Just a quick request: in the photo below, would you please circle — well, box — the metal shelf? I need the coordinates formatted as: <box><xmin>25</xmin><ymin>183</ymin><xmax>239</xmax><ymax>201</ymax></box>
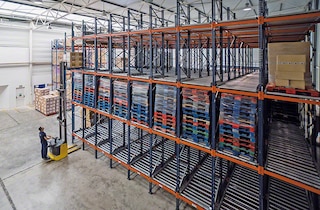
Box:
<box><xmin>219</xmin><ymin>165</ymin><xmax>259</xmax><ymax>210</ymax></box>
<box><xmin>131</xmin><ymin>139</ymin><xmax>176</xmax><ymax>176</ymax></box>
<box><xmin>181</xmin><ymin>157</ymin><xmax>229</xmax><ymax>209</ymax></box>
<box><xmin>266</xmin><ymin>120</ymin><xmax>320</xmax><ymax>189</ymax></box>
<box><xmin>268</xmin><ymin>178</ymin><xmax>310</xmax><ymax>210</ymax></box>
<box><xmin>218</xmin><ymin>71</ymin><xmax>259</xmax><ymax>92</ymax></box>
<box><xmin>154</xmin><ymin>145</ymin><xmax>205</xmax><ymax>191</ymax></box>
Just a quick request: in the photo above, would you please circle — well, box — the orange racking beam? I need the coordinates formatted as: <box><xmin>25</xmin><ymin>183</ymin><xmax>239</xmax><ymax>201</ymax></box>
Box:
<box><xmin>214</xmin><ymin>151</ymin><xmax>258</xmax><ymax>172</ymax></box>
<box><xmin>215</xmin><ymin>88</ymin><xmax>258</xmax><ymax>97</ymax></box>
<box><xmin>176</xmin><ymin>194</ymin><xmax>206</xmax><ymax>210</ymax></box>
<box><xmin>264</xmin><ymin>11</ymin><xmax>320</xmax><ymax>24</ymax></box>
<box><xmin>264</xmin><ymin>170</ymin><xmax>320</xmax><ymax>195</ymax></box>
<box><xmin>264</xmin><ymin>94</ymin><xmax>320</xmax><ymax>106</ymax></box>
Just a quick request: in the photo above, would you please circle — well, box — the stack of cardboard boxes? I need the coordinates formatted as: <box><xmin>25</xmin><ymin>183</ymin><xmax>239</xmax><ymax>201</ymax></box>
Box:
<box><xmin>70</xmin><ymin>52</ymin><xmax>83</xmax><ymax>68</ymax></box>
<box><xmin>38</xmin><ymin>95</ymin><xmax>59</xmax><ymax>116</ymax></box>
<box><xmin>275</xmin><ymin>55</ymin><xmax>312</xmax><ymax>89</ymax></box>
<box><xmin>34</xmin><ymin>88</ymin><xmax>59</xmax><ymax>116</ymax></box>
<box><xmin>35</xmin><ymin>88</ymin><xmax>50</xmax><ymax>111</ymax></box>
<box><xmin>268</xmin><ymin>41</ymin><xmax>311</xmax><ymax>90</ymax></box>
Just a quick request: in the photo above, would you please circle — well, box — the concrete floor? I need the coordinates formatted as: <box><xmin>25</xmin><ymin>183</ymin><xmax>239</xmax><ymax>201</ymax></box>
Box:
<box><xmin>0</xmin><ymin>106</ymin><xmax>192</xmax><ymax>210</ymax></box>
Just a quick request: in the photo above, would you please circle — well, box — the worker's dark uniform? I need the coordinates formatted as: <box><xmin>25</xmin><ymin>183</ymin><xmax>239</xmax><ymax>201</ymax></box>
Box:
<box><xmin>39</xmin><ymin>131</ymin><xmax>48</xmax><ymax>159</ymax></box>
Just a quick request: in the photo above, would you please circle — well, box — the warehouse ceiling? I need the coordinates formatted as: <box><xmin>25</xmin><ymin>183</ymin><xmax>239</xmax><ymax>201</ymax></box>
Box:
<box><xmin>0</xmin><ymin>0</ymin><xmax>316</xmax><ymax>30</ymax></box>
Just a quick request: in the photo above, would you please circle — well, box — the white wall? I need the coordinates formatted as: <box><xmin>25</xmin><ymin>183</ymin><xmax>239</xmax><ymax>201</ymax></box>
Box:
<box><xmin>0</xmin><ymin>22</ymin><xmax>68</xmax><ymax>109</ymax></box>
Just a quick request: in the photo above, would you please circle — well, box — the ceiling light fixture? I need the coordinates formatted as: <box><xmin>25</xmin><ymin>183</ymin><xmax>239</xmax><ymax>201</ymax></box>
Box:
<box><xmin>243</xmin><ymin>2</ymin><xmax>252</xmax><ymax>11</ymax></box>
<box><xmin>102</xmin><ymin>10</ymin><xmax>107</xmax><ymax>16</ymax></box>
<box><xmin>34</xmin><ymin>0</ymin><xmax>43</xmax><ymax>4</ymax></box>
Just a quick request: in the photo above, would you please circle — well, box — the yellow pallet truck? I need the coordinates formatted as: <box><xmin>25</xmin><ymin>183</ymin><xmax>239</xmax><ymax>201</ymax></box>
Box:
<box><xmin>48</xmin><ymin>61</ymin><xmax>79</xmax><ymax>161</ymax></box>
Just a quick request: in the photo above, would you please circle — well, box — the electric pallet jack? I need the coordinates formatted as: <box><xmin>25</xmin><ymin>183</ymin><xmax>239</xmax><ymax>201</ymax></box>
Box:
<box><xmin>47</xmin><ymin>61</ymin><xmax>79</xmax><ymax>161</ymax></box>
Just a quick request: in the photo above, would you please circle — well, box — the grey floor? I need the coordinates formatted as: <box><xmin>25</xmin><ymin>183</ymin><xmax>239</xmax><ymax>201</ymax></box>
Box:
<box><xmin>0</xmin><ymin>106</ymin><xmax>192</xmax><ymax>210</ymax></box>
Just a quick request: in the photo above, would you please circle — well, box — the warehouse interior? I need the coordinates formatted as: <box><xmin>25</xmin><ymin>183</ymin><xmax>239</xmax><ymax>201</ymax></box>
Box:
<box><xmin>0</xmin><ymin>0</ymin><xmax>320</xmax><ymax>209</ymax></box>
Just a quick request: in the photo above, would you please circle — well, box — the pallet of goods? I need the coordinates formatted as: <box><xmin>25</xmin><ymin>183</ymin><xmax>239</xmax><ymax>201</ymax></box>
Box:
<box><xmin>97</xmin><ymin>77</ymin><xmax>110</xmax><ymax>113</ymax></box>
<box><xmin>35</xmin><ymin>88</ymin><xmax>50</xmax><ymax>111</ymax></box>
<box><xmin>113</xmin><ymin>80</ymin><xmax>128</xmax><ymax>119</ymax></box>
<box><xmin>181</xmin><ymin>88</ymin><xmax>210</xmax><ymax>146</ymax></box>
<box><xmin>267</xmin><ymin>42</ymin><xmax>319</xmax><ymax>97</ymax></box>
<box><xmin>38</xmin><ymin>94</ymin><xmax>59</xmax><ymax>116</ymax></box>
<box><xmin>131</xmin><ymin>81</ymin><xmax>149</xmax><ymax>126</ymax></box>
<box><xmin>218</xmin><ymin>93</ymin><xmax>257</xmax><ymax>161</ymax></box>
<box><xmin>154</xmin><ymin>84</ymin><xmax>176</xmax><ymax>135</ymax></box>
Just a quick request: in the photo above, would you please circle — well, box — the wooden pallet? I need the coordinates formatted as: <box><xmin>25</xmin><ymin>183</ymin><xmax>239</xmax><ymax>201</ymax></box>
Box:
<box><xmin>266</xmin><ymin>84</ymin><xmax>319</xmax><ymax>97</ymax></box>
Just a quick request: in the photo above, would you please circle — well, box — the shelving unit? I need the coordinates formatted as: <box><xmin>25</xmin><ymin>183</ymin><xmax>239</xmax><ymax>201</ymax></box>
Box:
<box><xmin>69</xmin><ymin>1</ymin><xmax>320</xmax><ymax>209</ymax></box>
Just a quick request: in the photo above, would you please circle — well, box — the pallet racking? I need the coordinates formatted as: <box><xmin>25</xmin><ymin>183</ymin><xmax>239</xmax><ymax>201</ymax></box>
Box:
<box><xmin>69</xmin><ymin>1</ymin><xmax>320</xmax><ymax>209</ymax></box>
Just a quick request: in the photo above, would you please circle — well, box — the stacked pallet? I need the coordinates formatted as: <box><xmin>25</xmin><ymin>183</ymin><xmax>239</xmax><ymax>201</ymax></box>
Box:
<box><xmin>181</xmin><ymin>88</ymin><xmax>210</xmax><ymax>145</ymax></box>
<box><xmin>219</xmin><ymin>93</ymin><xmax>257</xmax><ymax>160</ymax></box>
<box><xmin>73</xmin><ymin>72</ymin><xmax>82</xmax><ymax>103</ymax></box>
<box><xmin>131</xmin><ymin>81</ymin><xmax>149</xmax><ymax>125</ymax></box>
<box><xmin>97</xmin><ymin>77</ymin><xmax>110</xmax><ymax>112</ymax></box>
<box><xmin>83</xmin><ymin>75</ymin><xmax>95</xmax><ymax>108</ymax></box>
<box><xmin>35</xmin><ymin>88</ymin><xmax>50</xmax><ymax>111</ymax></box>
<box><xmin>113</xmin><ymin>80</ymin><xmax>128</xmax><ymax>118</ymax></box>
<box><xmin>154</xmin><ymin>85</ymin><xmax>176</xmax><ymax>135</ymax></box>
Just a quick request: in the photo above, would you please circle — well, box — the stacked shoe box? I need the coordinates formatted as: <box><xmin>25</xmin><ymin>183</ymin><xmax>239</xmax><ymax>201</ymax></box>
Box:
<box><xmin>219</xmin><ymin>93</ymin><xmax>257</xmax><ymax>160</ymax></box>
<box><xmin>131</xmin><ymin>81</ymin><xmax>149</xmax><ymax>126</ymax></box>
<box><xmin>73</xmin><ymin>72</ymin><xmax>82</xmax><ymax>103</ymax></box>
<box><xmin>97</xmin><ymin>77</ymin><xmax>110</xmax><ymax>113</ymax></box>
<box><xmin>154</xmin><ymin>84</ymin><xmax>176</xmax><ymax>135</ymax></box>
<box><xmin>83</xmin><ymin>75</ymin><xmax>95</xmax><ymax>108</ymax></box>
<box><xmin>181</xmin><ymin>88</ymin><xmax>210</xmax><ymax>145</ymax></box>
<box><xmin>113</xmin><ymin>80</ymin><xmax>128</xmax><ymax>118</ymax></box>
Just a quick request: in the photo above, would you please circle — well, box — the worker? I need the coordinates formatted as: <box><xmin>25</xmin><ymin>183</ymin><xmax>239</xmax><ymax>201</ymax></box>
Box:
<box><xmin>39</xmin><ymin>127</ymin><xmax>52</xmax><ymax>160</ymax></box>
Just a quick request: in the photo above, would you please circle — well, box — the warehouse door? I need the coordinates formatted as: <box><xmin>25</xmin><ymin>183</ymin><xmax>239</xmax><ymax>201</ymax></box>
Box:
<box><xmin>16</xmin><ymin>85</ymin><xmax>25</xmax><ymax>107</ymax></box>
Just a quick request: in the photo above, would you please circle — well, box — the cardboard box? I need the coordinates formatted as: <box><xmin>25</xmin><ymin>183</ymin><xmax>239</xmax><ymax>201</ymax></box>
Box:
<box><xmin>275</xmin><ymin>79</ymin><xmax>289</xmax><ymax>87</ymax></box>
<box><xmin>275</xmin><ymin>71</ymin><xmax>310</xmax><ymax>81</ymax></box>
<box><xmin>276</xmin><ymin>55</ymin><xmax>307</xmax><ymax>72</ymax></box>
<box><xmin>290</xmin><ymin>76</ymin><xmax>312</xmax><ymax>89</ymax></box>
<box><xmin>268</xmin><ymin>42</ymin><xmax>310</xmax><ymax>83</ymax></box>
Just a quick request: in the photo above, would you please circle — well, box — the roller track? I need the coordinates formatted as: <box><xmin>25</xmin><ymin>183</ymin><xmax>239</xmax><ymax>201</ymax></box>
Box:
<box><xmin>131</xmin><ymin>139</ymin><xmax>176</xmax><ymax>176</ymax></box>
<box><xmin>266</xmin><ymin>121</ymin><xmax>320</xmax><ymax>189</ymax></box>
<box><xmin>219</xmin><ymin>165</ymin><xmax>259</xmax><ymax>210</ymax></box>
<box><xmin>153</xmin><ymin>145</ymin><xmax>205</xmax><ymax>191</ymax></box>
<box><xmin>181</xmin><ymin>157</ymin><xmax>229</xmax><ymax>209</ymax></box>
<box><xmin>268</xmin><ymin>178</ymin><xmax>309</xmax><ymax>210</ymax></box>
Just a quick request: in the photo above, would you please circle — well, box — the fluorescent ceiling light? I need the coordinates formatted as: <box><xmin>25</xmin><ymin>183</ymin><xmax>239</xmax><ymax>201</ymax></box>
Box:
<box><xmin>34</xmin><ymin>0</ymin><xmax>43</xmax><ymax>4</ymax></box>
<box><xmin>243</xmin><ymin>3</ymin><xmax>252</xmax><ymax>11</ymax></box>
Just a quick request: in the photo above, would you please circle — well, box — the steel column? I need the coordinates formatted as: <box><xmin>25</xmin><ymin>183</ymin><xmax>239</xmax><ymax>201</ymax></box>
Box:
<box><xmin>148</xmin><ymin>5</ymin><xmax>154</xmax><ymax>194</ymax></box>
<box><xmin>127</xmin><ymin>9</ymin><xmax>132</xmax><ymax>180</ymax></box>
<box><xmin>94</xmin><ymin>17</ymin><xmax>99</xmax><ymax>159</ymax></box>
<box><xmin>176</xmin><ymin>1</ymin><xmax>182</xmax><ymax>209</ymax></box>
<box><xmin>71</xmin><ymin>22</ymin><xmax>75</xmax><ymax>144</ymax></box>
<box><xmin>258</xmin><ymin>1</ymin><xmax>267</xmax><ymax>209</ymax></box>
<box><xmin>82</xmin><ymin>20</ymin><xmax>86</xmax><ymax>150</ymax></box>
<box><xmin>211</xmin><ymin>1</ymin><xmax>217</xmax><ymax>208</ymax></box>
<box><xmin>108</xmin><ymin>14</ymin><xmax>114</xmax><ymax>168</ymax></box>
